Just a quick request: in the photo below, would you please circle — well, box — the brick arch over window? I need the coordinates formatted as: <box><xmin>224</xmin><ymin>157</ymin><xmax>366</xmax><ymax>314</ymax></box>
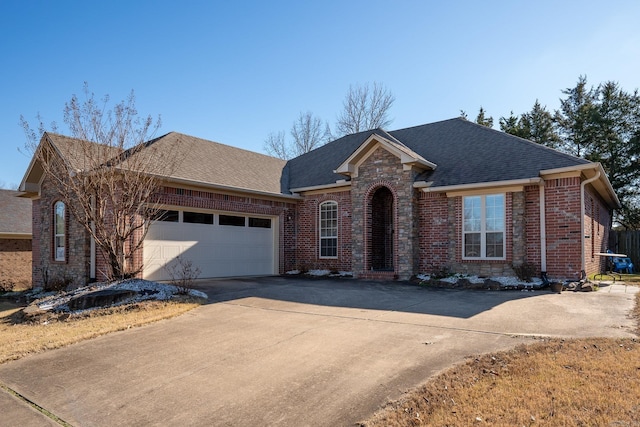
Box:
<box><xmin>363</xmin><ymin>182</ymin><xmax>398</xmax><ymax>272</ymax></box>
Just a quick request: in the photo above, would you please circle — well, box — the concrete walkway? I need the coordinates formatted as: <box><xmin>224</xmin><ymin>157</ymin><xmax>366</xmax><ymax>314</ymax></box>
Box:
<box><xmin>0</xmin><ymin>278</ymin><xmax>637</xmax><ymax>426</ymax></box>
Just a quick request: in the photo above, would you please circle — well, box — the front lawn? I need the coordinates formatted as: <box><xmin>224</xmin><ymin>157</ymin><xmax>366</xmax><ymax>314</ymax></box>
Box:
<box><xmin>0</xmin><ymin>297</ymin><xmax>204</xmax><ymax>364</ymax></box>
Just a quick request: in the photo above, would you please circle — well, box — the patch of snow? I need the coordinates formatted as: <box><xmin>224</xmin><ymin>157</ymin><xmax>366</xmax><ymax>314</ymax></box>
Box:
<box><xmin>188</xmin><ymin>289</ymin><xmax>208</xmax><ymax>299</ymax></box>
<box><xmin>286</xmin><ymin>270</ymin><xmax>301</xmax><ymax>275</ymax></box>
<box><xmin>307</xmin><ymin>269</ymin><xmax>331</xmax><ymax>276</ymax></box>
<box><xmin>417</xmin><ymin>273</ymin><xmax>546</xmax><ymax>289</ymax></box>
<box><xmin>31</xmin><ymin>278</ymin><xmax>207</xmax><ymax>314</ymax></box>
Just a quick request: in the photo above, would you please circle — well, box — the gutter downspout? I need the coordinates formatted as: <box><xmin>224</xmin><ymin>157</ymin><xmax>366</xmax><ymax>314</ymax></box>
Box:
<box><xmin>580</xmin><ymin>170</ymin><xmax>601</xmax><ymax>279</ymax></box>
<box><xmin>539</xmin><ymin>182</ymin><xmax>547</xmax><ymax>277</ymax></box>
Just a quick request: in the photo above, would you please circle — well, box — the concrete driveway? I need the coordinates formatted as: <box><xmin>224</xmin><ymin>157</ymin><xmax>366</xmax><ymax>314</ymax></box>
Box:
<box><xmin>0</xmin><ymin>277</ymin><xmax>637</xmax><ymax>426</ymax></box>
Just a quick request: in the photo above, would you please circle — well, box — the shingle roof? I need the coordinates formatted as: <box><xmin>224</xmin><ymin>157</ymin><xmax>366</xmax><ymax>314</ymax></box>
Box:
<box><xmin>32</xmin><ymin>119</ymin><xmax>594</xmax><ymax>199</ymax></box>
<box><xmin>139</xmin><ymin>132</ymin><xmax>287</xmax><ymax>195</ymax></box>
<box><xmin>283</xmin><ymin>130</ymin><xmax>379</xmax><ymax>192</ymax></box>
<box><xmin>44</xmin><ymin>132</ymin><xmax>287</xmax><ymax>196</ymax></box>
<box><xmin>47</xmin><ymin>133</ymin><xmax>123</xmax><ymax>171</ymax></box>
<box><xmin>393</xmin><ymin>118</ymin><xmax>589</xmax><ymax>187</ymax></box>
<box><xmin>284</xmin><ymin>118</ymin><xmax>590</xmax><ymax>191</ymax></box>
<box><xmin>0</xmin><ymin>190</ymin><xmax>32</xmax><ymax>235</ymax></box>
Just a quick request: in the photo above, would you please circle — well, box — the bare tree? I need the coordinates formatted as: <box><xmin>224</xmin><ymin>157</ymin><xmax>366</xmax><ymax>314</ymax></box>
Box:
<box><xmin>335</xmin><ymin>82</ymin><xmax>395</xmax><ymax>135</ymax></box>
<box><xmin>0</xmin><ymin>180</ymin><xmax>19</xmax><ymax>190</ymax></box>
<box><xmin>21</xmin><ymin>83</ymin><xmax>178</xmax><ymax>280</ymax></box>
<box><xmin>263</xmin><ymin>130</ymin><xmax>291</xmax><ymax>160</ymax></box>
<box><xmin>264</xmin><ymin>112</ymin><xmax>331</xmax><ymax>159</ymax></box>
<box><xmin>290</xmin><ymin>111</ymin><xmax>331</xmax><ymax>155</ymax></box>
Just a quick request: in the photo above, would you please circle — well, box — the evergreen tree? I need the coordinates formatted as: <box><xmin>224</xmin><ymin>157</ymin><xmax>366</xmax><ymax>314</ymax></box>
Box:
<box><xmin>475</xmin><ymin>107</ymin><xmax>493</xmax><ymax>128</ymax></box>
<box><xmin>554</xmin><ymin>76</ymin><xmax>598</xmax><ymax>157</ymax></box>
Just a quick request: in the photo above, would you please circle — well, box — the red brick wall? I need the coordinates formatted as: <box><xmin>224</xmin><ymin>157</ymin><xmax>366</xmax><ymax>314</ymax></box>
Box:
<box><xmin>418</xmin><ymin>191</ymin><xmax>449</xmax><ymax>272</ymax></box>
<box><xmin>583</xmin><ymin>186</ymin><xmax>611</xmax><ymax>276</ymax></box>
<box><xmin>0</xmin><ymin>238</ymin><xmax>32</xmax><ymax>289</ymax></box>
<box><xmin>524</xmin><ymin>185</ymin><xmax>541</xmax><ymax>273</ymax></box>
<box><xmin>544</xmin><ymin>177</ymin><xmax>582</xmax><ymax>279</ymax></box>
<box><xmin>295</xmin><ymin>190</ymin><xmax>352</xmax><ymax>272</ymax></box>
<box><xmin>31</xmin><ymin>179</ymin><xmax>91</xmax><ymax>288</ymax></box>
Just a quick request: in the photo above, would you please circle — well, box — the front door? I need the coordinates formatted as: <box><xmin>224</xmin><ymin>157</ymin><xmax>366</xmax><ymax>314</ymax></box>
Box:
<box><xmin>370</xmin><ymin>187</ymin><xmax>394</xmax><ymax>271</ymax></box>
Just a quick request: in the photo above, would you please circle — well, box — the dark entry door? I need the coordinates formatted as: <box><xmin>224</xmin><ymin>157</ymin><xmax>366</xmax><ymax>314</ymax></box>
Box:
<box><xmin>371</xmin><ymin>187</ymin><xmax>394</xmax><ymax>271</ymax></box>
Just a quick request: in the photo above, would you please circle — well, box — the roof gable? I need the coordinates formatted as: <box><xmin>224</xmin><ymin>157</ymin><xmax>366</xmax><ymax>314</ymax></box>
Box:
<box><xmin>21</xmin><ymin>132</ymin><xmax>288</xmax><ymax>197</ymax></box>
<box><xmin>334</xmin><ymin>132</ymin><xmax>436</xmax><ymax>178</ymax></box>
<box><xmin>21</xmin><ymin>133</ymin><xmax>124</xmax><ymax>193</ymax></box>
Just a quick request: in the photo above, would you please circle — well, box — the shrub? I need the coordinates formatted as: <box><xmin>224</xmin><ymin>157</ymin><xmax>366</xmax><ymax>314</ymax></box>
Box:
<box><xmin>45</xmin><ymin>274</ymin><xmax>74</xmax><ymax>292</ymax></box>
<box><xmin>512</xmin><ymin>262</ymin><xmax>537</xmax><ymax>282</ymax></box>
<box><xmin>0</xmin><ymin>279</ymin><xmax>15</xmax><ymax>292</ymax></box>
<box><xmin>164</xmin><ymin>256</ymin><xmax>201</xmax><ymax>295</ymax></box>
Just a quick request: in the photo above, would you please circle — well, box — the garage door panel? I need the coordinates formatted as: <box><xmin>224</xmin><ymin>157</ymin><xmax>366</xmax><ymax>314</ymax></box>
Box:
<box><xmin>144</xmin><ymin>213</ymin><xmax>276</xmax><ymax>281</ymax></box>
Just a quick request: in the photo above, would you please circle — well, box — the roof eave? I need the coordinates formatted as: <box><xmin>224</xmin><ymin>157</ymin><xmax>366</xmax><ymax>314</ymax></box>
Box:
<box><xmin>162</xmin><ymin>176</ymin><xmax>302</xmax><ymax>201</ymax></box>
<box><xmin>0</xmin><ymin>232</ymin><xmax>32</xmax><ymax>239</ymax></box>
<box><xmin>290</xmin><ymin>180</ymin><xmax>351</xmax><ymax>194</ymax></box>
<box><xmin>416</xmin><ymin>177</ymin><xmax>543</xmax><ymax>193</ymax></box>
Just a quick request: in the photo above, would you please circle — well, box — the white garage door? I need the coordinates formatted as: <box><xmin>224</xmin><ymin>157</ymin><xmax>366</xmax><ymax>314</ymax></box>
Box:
<box><xmin>143</xmin><ymin>210</ymin><xmax>277</xmax><ymax>281</ymax></box>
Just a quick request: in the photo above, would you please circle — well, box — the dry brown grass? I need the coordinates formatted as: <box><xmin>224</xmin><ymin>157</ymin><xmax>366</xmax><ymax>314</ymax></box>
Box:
<box><xmin>364</xmin><ymin>290</ymin><xmax>640</xmax><ymax>427</ymax></box>
<box><xmin>0</xmin><ymin>298</ymin><xmax>204</xmax><ymax>364</ymax></box>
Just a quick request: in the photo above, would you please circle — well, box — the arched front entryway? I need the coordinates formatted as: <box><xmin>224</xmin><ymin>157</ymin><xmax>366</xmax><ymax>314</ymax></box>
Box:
<box><xmin>370</xmin><ymin>186</ymin><xmax>394</xmax><ymax>271</ymax></box>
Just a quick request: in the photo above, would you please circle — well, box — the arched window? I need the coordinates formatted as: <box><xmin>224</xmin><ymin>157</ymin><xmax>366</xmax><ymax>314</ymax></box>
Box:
<box><xmin>319</xmin><ymin>201</ymin><xmax>338</xmax><ymax>258</ymax></box>
<box><xmin>54</xmin><ymin>201</ymin><xmax>66</xmax><ymax>261</ymax></box>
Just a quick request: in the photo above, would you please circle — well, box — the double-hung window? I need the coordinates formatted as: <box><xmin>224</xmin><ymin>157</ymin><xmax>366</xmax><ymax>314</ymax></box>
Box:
<box><xmin>54</xmin><ymin>201</ymin><xmax>66</xmax><ymax>261</ymax></box>
<box><xmin>319</xmin><ymin>201</ymin><xmax>338</xmax><ymax>258</ymax></box>
<box><xmin>463</xmin><ymin>194</ymin><xmax>505</xmax><ymax>259</ymax></box>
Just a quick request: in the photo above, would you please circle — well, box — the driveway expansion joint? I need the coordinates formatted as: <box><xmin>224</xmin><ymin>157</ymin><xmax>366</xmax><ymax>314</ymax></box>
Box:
<box><xmin>0</xmin><ymin>381</ymin><xmax>73</xmax><ymax>427</ymax></box>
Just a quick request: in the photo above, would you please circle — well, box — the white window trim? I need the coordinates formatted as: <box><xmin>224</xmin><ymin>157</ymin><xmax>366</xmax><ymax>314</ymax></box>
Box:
<box><xmin>462</xmin><ymin>193</ymin><xmax>506</xmax><ymax>260</ymax></box>
<box><xmin>319</xmin><ymin>201</ymin><xmax>338</xmax><ymax>259</ymax></box>
<box><xmin>54</xmin><ymin>201</ymin><xmax>66</xmax><ymax>262</ymax></box>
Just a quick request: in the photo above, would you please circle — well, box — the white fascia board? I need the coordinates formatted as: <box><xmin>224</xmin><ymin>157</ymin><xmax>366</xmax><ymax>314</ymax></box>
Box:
<box><xmin>400</xmin><ymin>154</ymin><xmax>437</xmax><ymax>170</ymax></box>
<box><xmin>539</xmin><ymin>163</ymin><xmax>598</xmax><ymax>176</ymax></box>
<box><xmin>418</xmin><ymin>178</ymin><xmax>542</xmax><ymax>193</ymax></box>
<box><xmin>289</xmin><ymin>181</ymin><xmax>351</xmax><ymax>194</ymax></box>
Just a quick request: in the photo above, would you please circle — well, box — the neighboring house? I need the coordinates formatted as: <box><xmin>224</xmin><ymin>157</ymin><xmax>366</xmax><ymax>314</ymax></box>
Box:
<box><xmin>20</xmin><ymin>118</ymin><xmax>619</xmax><ymax>287</ymax></box>
<box><xmin>0</xmin><ymin>189</ymin><xmax>32</xmax><ymax>288</ymax></box>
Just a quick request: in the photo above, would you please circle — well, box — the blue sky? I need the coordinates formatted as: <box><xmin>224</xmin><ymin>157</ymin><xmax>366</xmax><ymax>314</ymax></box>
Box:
<box><xmin>1</xmin><ymin>0</ymin><xmax>639</xmax><ymax>188</ymax></box>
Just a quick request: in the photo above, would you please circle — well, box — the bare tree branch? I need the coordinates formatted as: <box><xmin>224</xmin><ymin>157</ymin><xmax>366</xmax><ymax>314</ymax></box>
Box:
<box><xmin>21</xmin><ymin>83</ymin><xmax>178</xmax><ymax>280</ymax></box>
<box><xmin>263</xmin><ymin>130</ymin><xmax>290</xmax><ymax>160</ymax></box>
<box><xmin>336</xmin><ymin>82</ymin><xmax>395</xmax><ymax>135</ymax></box>
<box><xmin>290</xmin><ymin>111</ymin><xmax>331</xmax><ymax>155</ymax></box>
<box><xmin>264</xmin><ymin>112</ymin><xmax>331</xmax><ymax>159</ymax></box>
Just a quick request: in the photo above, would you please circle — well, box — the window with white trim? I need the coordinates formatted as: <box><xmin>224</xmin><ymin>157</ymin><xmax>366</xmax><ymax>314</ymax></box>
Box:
<box><xmin>54</xmin><ymin>201</ymin><xmax>66</xmax><ymax>261</ymax></box>
<box><xmin>463</xmin><ymin>194</ymin><xmax>505</xmax><ymax>259</ymax></box>
<box><xmin>319</xmin><ymin>201</ymin><xmax>338</xmax><ymax>258</ymax></box>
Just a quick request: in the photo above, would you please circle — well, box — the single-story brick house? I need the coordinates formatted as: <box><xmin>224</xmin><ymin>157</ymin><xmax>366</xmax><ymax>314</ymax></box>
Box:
<box><xmin>20</xmin><ymin>118</ymin><xmax>619</xmax><ymax>286</ymax></box>
<box><xmin>0</xmin><ymin>189</ymin><xmax>32</xmax><ymax>289</ymax></box>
